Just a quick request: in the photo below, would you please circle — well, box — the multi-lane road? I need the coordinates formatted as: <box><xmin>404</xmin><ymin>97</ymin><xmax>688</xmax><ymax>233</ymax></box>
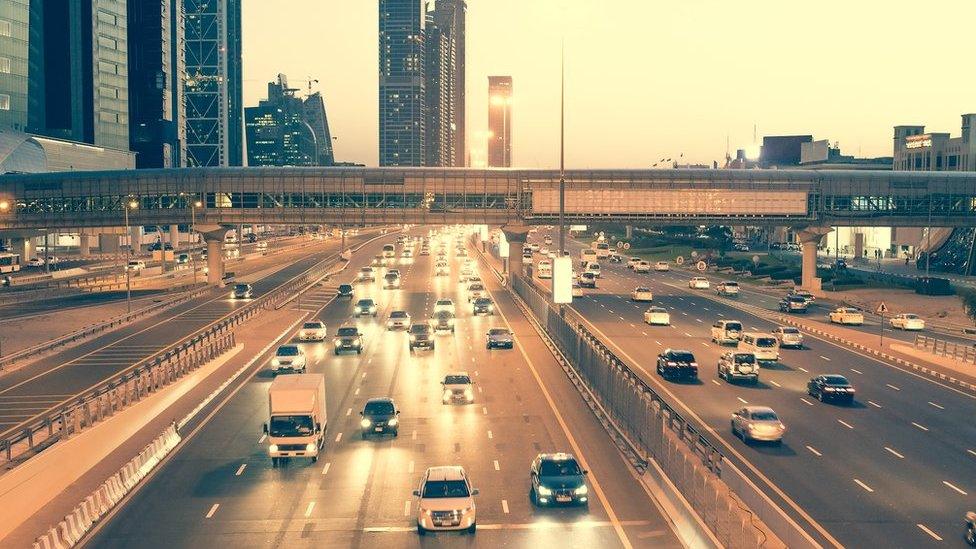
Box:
<box><xmin>86</xmin><ymin>230</ymin><xmax>680</xmax><ymax>548</ymax></box>
<box><xmin>529</xmin><ymin>235</ymin><xmax>976</xmax><ymax>548</ymax></box>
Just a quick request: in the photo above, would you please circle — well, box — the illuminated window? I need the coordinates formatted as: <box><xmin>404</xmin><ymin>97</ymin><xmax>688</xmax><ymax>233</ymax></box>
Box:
<box><xmin>0</xmin><ymin>57</ymin><xmax>9</xmax><ymax>74</ymax></box>
<box><xmin>0</xmin><ymin>21</ymin><xmax>10</xmax><ymax>37</ymax></box>
<box><xmin>0</xmin><ymin>94</ymin><xmax>9</xmax><ymax>111</ymax></box>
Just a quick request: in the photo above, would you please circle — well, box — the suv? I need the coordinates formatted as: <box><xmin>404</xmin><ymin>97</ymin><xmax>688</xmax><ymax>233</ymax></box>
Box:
<box><xmin>431</xmin><ymin>311</ymin><xmax>456</xmax><ymax>333</ymax></box>
<box><xmin>530</xmin><ymin>453</ymin><xmax>589</xmax><ymax>507</ymax></box>
<box><xmin>579</xmin><ymin>272</ymin><xmax>597</xmax><ymax>288</ymax></box>
<box><xmin>467</xmin><ymin>283</ymin><xmax>486</xmax><ymax>302</ymax></box>
<box><xmin>634</xmin><ymin>261</ymin><xmax>651</xmax><ymax>273</ymax></box>
<box><xmin>270</xmin><ymin>345</ymin><xmax>306</xmax><ymax>374</ymax></box>
<box><xmin>360</xmin><ymin>398</ymin><xmax>399</xmax><ymax>438</ymax></box>
<box><xmin>717</xmin><ymin>352</ymin><xmax>759</xmax><ymax>384</ymax></box>
<box><xmin>472</xmin><ymin>297</ymin><xmax>494</xmax><ymax>315</ymax></box>
<box><xmin>355</xmin><ymin>298</ymin><xmax>378</xmax><ymax>317</ymax></box>
<box><xmin>408</xmin><ymin>323</ymin><xmax>434</xmax><ymax>351</ymax></box>
<box><xmin>779</xmin><ymin>296</ymin><xmax>809</xmax><ymax>313</ymax></box>
<box><xmin>486</xmin><ymin>328</ymin><xmax>514</xmax><ymax>349</ymax></box>
<box><xmin>231</xmin><ymin>283</ymin><xmax>253</xmax><ymax>299</ymax></box>
<box><xmin>710</xmin><ymin>320</ymin><xmax>743</xmax><ymax>345</ymax></box>
<box><xmin>716</xmin><ymin>281</ymin><xmax>739</xmax><ymax>297</ymax></box>
<box><xmin>384</xmin><ymin>272</ymin><xmax>401</xmax><ymax>289</ymax></box>
<box><xmin>689</xmin><ymin>277</ymin><xmax>710</xmax><ymax>289</ymax></box>
<box><xmin>434</xmin><ymin>298</ymin><xmax>456</xmax><ymax>315</ymax></box>
<box><xmin>337</xmin><ymin>284</ymin><xmax>354</xmax><ymax>299</ymax></box>
<box><xmin>656</xmin><ymin>349</ymin><xmax>698</xmax><ymax>380</ymax></box>
<box><xmin>333</xmin><ymin>326</ymin><xmax>363</xmax><ymax>354</ymax></box>
<box><xmin>413</xmin><ymin>466</ymin><xmax>479</xmax><ymax>535</ymax></box>
<box><xmin>441</xmin><ymin>373</ymin><xmax>474</xmax><ymax>404</ymax></box>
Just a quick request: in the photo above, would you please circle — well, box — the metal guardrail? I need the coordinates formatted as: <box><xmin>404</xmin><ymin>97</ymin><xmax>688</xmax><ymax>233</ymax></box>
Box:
<box><xmin>915</xmin><ymin>334</ymin><xmax>976</xmax><ymax>364</ymax></box>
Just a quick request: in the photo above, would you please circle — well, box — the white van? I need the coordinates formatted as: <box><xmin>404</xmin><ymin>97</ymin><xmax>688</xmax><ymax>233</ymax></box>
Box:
<box><xmin>738</xmin><ymin>332</ymin><xmax>780</xmax><ymax>365</ymax></box>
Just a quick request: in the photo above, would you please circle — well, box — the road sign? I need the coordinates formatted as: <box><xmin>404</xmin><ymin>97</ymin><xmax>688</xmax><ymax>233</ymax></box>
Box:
<box><xmin>697</xmin><ymin>260</ymin><xmax>707</xmax><ymax>272</ymax></box>
<box><xmin>691</xmin><ymin>251</ymin><xmax>699</xmax><ymax>258</ymax></box>
<box><xmin>676</xmin><ymin>256</ymin><xmax>685</xmax><ymax>265</ymax></box>
<box><xmin>616</xmin><ymin>241</ymin><xmax>624</xmax><ymax>249</ymax></box>
<box><xmin>623</xmin><ymin>242</ymin><xmax>631</xmax><ymax>250</ymax></box>
<box><xmin>876</xmin><ymin>302</ymin><xmax>888</xmax><ymax>314</ymax></box>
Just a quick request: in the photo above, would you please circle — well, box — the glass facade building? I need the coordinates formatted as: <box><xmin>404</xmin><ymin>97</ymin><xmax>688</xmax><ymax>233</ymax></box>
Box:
<box><xmin>379</xmin><ymin>0</ymin><xmax>425</xmax><ymax>167</ymax></box>
<box><xmin>245</xmin><ymin>74</ymin><xmax>330</xmax><ymax>167</ymax></box>
<box><xmin>423</xmin><ymin>0</ymin><xmax>464</xmax><ymax>167</ymax></box>
<box><xmin>487</xmin><ymin>75</ymin><xmax>512</xmax><ymax>167</ymax></box>
<box><xmin>0</xmin><ymin>0</ymin><xmax>29</xmax><ymax>132</ymax></box>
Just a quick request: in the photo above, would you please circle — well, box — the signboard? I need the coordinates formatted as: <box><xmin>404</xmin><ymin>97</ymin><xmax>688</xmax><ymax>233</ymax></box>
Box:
<box><xmin>552</xmin><ymin>257</ymin><xmax>573</xmax><ymax>304</ymax></box>
<box><xmin>696</xmin><ymin>260</ymin><xmax>707</xmax><ymax>272</ymax></box>
<box><xmin>616</xmin><ymin>241</ymin><xmax>624</xmax><ymax>249</ymax></box>
<box><xmin>676</xmin><ymin>256</ymin><xmax>685</xmax><ymax>265</ymax></box>
<box><xmin>530</xmin><ymin>186</ymin><xmax>809</xmax><ymax>216</ymax></box>
<box><xmin>569</xmin><ymin>225</ymin><xmax>588</xmax><ymax>232</ymax></box>
<box><xmin>691</xmin><ymin>251</ymin><xmax>698</xmax><ymax>258</ymax></box>
<box><xmin>623</xmin><ymin>243</ymin><xmax>631</xmax><ymax>250</ymax></box>
<box><xmin>499</xmin><ymin>238</ymin><xmax>510</xmax><ymax>259</ymax></box>
<box><xmin>875</xmin><ymin>302</ymin><xmax>888</xmax><ymax>314</ymax></box>
<box><xmin>479</xmin><ymin>225</ymin><xmax>489</xmax><ymax>242</ymax></box>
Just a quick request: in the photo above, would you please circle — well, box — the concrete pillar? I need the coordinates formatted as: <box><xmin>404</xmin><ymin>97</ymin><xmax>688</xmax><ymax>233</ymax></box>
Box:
<box><xmin>205</xmin><ymin>237</ymin><xmax>224</xmax><ymax>285</ymax></box>
<box><xmin>796</xmin><ymin>227</ymin><xmax>832</xmax><ymax>295</ymax></box>
<box><xmin>853</xmin><ymin>232</ymin><xmax>865</xmax><ymax>259</ymax></box>
<box><xmin>501</xmin><ymin>224</ymin><xmax>532</xmax><ymax>278</ymax></box>
<box><xmin>625</xmin><ymin>225</ymin><xmax>634</xmax><ymax>239</ymax></box>
<box><xmin>10</xmin><ymin>237</ymin><xmax>31</xmax><ymax>261</ymax></box>
<box><xmin>129</xmin><ymin>226</ymin><xmax>142</xmax><ymax>254</ymax></box>
<box><xmin>78</xmin><ymin>234</ymin><xmax>92</xmax><ymax>257</ymax></box>
<box><xmin>99</xmin><ymin>234</ymin><xmax>120</xmax><ymax>254</ymax></box>
<box><xmin>169</xmin><ymin>225</ymin><xmax>180</xmax><ymax>249</ymax></box>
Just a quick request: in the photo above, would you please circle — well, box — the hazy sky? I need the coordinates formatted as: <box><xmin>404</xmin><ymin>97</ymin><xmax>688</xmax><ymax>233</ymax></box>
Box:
<box><xmin>242</xmin><ymin>1</ymin><xmax>976</xmax><ymax>168</ymax></box>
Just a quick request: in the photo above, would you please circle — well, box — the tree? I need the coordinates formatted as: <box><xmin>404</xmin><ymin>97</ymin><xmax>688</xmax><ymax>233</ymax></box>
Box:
<box><xmin>961</xmin><ymin>288</ymin><xmax>976</xmax><ymax>326</ymax></box>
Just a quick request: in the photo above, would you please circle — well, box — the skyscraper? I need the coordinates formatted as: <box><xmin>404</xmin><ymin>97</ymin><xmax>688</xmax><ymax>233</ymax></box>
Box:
<box><xmin>24</xmin><ymin>0</ymin><xmax>129</xmax><ymax>150</ymax></box>
<box><xmin>423</xmin><ymin>0</ymin><xmax>465</xmax><ymax>167</ymax></box>
<box><xmin>379</xmin><ymin>0</ymin><xmax>425</xmax><ymax>167</ymax></box>
<box><xmin>0</xmin><ymin>0</ymin><xmax>29</xmax><ymax>133</ymax></box>
<box><xmin>487</xmin><ymin>76</ymin><xmax>512</xmax><ymax>167</ymax></box>
<box><xmin>184</xmin><ymin>0</ymin><xmax>243</xmax><ymax>167</ymax></box>
<box><xmin>127</xmin><ymin>0</ymin><xmax>186</xmax><ymax>168</ymax></box>
<box><xmin>245</xmin><ymin>74</ymin><xmax>334</xmax><ymax>167</ymax></box>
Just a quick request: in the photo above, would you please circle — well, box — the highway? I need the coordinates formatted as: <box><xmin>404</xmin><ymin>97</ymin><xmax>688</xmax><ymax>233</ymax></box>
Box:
<box><xmin>532</xmin><ymin>234</ymin><xmax>976</xmax><ymax>548</ymax></box>
<box><xmin>0</xmin><ymin>233</ymin><xmax>376</xmax><ymax>436</ymax></box>
<box><xmin>87</xmin><ymin>229</ymin><xmax>680</xmax><ymax>548</ymax></box>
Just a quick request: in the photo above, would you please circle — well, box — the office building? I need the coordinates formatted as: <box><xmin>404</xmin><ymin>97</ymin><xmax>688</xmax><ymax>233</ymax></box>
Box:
<box><xmin>487</xmin><ymin>75</ymin><xmax>512</xmax><ymax>167</ymax></box>
<box><xmin>245</xmin><ymin>74</ymin><xmax>335</xmax><ymax>167</ymax></box>
<box><xmin>424</xmin><ymin>0</ymin><xmax>465</xmax><ymax>167</ymax></box>
<box><xmin>128</xmin><ymin>0</ymin><xmax>186</xmax><ymax>168</ymax></box>
<box><xmin>379</xmin><ymin>0</ymin><xmax>425</xmax><ymax>166</ymax></box>
<box><xmin>799</xmin><ymin>140</ymin><xmax>891</xmax><ymax>170</ymax></box>
<box><xmin>893</xmin><ymin>114</ymin><xmax>976</xmax><ymax>171</ymax></box>
<box><xmin>0</xmin><ymin>0</ymin><xmax>29</xmax><ymax>132</ymax></box>
<box><xmin>184</xmin><ymin>0</ymin><xmax>243</xmax><ymax>167</ymax></box>
<box><xmin>759</xmin><ymin>135</ymin><xmax>811</xmax><ymax>168</ymax></box>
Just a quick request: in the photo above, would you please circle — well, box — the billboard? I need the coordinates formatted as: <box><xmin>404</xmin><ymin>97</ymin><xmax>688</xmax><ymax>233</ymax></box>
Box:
<box><xmin>532</xmin><ymin>187</ymin><xmax>808</xmax><ymax>216</ymax></box>
<box><xmin>552</xmin><ymin>256</ymin><xmax>573</xmax><ymax>304</ymax></box>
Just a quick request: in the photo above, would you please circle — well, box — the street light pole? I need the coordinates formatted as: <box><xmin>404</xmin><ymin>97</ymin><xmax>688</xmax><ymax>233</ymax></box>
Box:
<box><xmin>124</xmin><ymin>201</ymin><xmax>133</xmax><ymax>313</ymax></box>
<box><xmin>558</xmin><ymin>38</ymin><xmax>566</xmax><ymax>258</ymax></box>
<box><xmin>191</xmin><ymin>200</ymin><xmax>201</xmax><ymax>285</ymax></box>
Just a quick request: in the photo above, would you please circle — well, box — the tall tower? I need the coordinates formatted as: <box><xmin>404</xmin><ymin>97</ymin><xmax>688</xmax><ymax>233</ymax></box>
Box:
<box><xmin>0</xmin><ymin>0</ymin><xmax>29</xmax><ymax>132</ymax></box>
<box><xmin>487</xmin><ymin>75</ymin><xmax>512</xmax><ymax>167</ymax></box>
<box><xmin>184</xmin><ymin>0</ymin><xmax>243</xmax><ymax>167</ymax></box>
<box><xmin>423</xmin><ymin>0</ymin><xmax>465</xmax><ymax>167</ymax></box>
<box><xmin>378</xmin><ymin>0</ymin><xmax>425</xmax><ymax>166</ymax></box>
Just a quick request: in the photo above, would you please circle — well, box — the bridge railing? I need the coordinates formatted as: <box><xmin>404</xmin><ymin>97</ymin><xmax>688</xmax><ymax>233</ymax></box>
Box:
<box><xmin>914</xmin><ymin>334</ymin><xmax>976</xmax><ymax>365</ymax></box>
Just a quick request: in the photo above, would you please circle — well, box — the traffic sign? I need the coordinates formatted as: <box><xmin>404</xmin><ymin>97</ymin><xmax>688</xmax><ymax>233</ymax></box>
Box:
<box><xmin>676</xmin><ymin>256</ymin><xmax>685</xmax><ymax>265</ymax></box>
<box><xmin>876</xmin><ymin>302</ymin><xmax>888</xmax><ymax>314</ymax></box>
<box><xmin>623</xmin><ymin>242</ymin><xmax>631</xmax><ymax>250</ymax></box>
<box><xmin>691</xmin><ymin>251</ymin><xmax>699</xmax><ymax>258</ymax></box>
<box><xmin>616</xmin><ymin>241</ymin><xmax>624</xmax><ymax>249</ymax></box>
<box><xmin>696</xmin><ymin>260</ymin><xmax>707</xmax><ymax>272</ymax></box>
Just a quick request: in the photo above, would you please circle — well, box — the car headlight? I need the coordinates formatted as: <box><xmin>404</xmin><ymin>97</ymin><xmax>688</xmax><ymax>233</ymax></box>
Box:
<box><xmin>488</xmin><ymin>305</ymin><xmax>494</xmax><ymax>311</ymax></box>
<box><xmin>272</xmin><ymin>358</ymin><xmax>280</xmax><ymax>366</ymax></box>
<box><xmin>370</xmin><ymin>306</ymin><xmax>377</xmax><ymax>312</ymax></box>
<box><xmin>461</xmin><ymin>505</ymin><xmax>474</xmax><ymax>514</ymax></box>
<box><xmin>464</xmin><ymin>389</ymin><xmax>474</xmax><ymax>400</ymax></box>
<box><xmin>442</xmin><ymin>390</ymin><xmax>452</xmax><ymax>401</ymax></box>
<box><xmin>353</xmin><ymin>338</ymin><xmax>362</xmax><ymax>346</ymax></box>
<box><xmin>574</xmin><ymin>485</ymin><xmax>588</xmax><ymax>495</ymax></box>
<box><xmin>388</xmin><ymin>417</ymin><xmax>398</xmax><ymax>427</ymax></box>
<box><xmin>268</xmin><ymin>444</ymin><xmax>279</xmax><ymax>454</ymax></box>
<box><xmin>333</xmin><ymin>339</ymin><xmax>341</xmax><ymax>346</ymax></box>
<box><xmin>305</xmin><ymin>443</ymin><xmax>316</xmax><ymax>452</ymax></box>
<box><xmin>537</xmin><ymin>485</ymin><xmax>552</xmax><ymax>496</ymax></box>
<box><xmin>409</xmin><ymin>335</ymin><xmax>417</xmax><ymax>341</ymax></box>
<box><xmin>229</xmin><ymin>292</ymin><xmax>235</xmax><ymax>298</ymax></box>
<box><xmin>360</xmin><ymin>418</ymin><xmax>371</xmax><ymax>428</ymax></box>
<box><xmin>387</xmin><ymin>321</ymin><xmax>394</xmax><ymax>327</ymax></box>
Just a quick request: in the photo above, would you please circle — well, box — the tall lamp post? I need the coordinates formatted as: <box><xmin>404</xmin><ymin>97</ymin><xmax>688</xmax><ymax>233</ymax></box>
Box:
<box><xmin>124</xmin><ymin>198</ymin><xmax>139</xmax><ymax>313</ymax></box>
<box><xmin>558</xmin><ymin>39</ymin><xmax>566</xmax><ymax>259</ymax></box>
<box><xmin>191</xmin><ymin>199</ymin><xmax>202</xmax><ymax>285</ymax></box>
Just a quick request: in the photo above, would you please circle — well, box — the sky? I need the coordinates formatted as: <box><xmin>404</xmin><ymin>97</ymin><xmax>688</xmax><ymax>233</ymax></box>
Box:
<box><xmin>241</xmin><ymin>0</ymin><xmax>976</xmax><ymax>168</ymax></box>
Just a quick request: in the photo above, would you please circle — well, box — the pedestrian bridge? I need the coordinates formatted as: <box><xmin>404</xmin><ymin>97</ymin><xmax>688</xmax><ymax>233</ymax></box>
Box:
<box><xmin>0</xmin><ymin>167</ymin><xmax>974</xmax><ymax>230</ymax></box>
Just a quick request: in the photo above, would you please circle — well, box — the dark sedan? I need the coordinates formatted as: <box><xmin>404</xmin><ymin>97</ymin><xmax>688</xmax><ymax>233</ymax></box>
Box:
<box><xmin>360</xmin><ymin>398</ymin><xmax>399</xmax><ymax>438</ymax></box>
<box><xmin>530</xmin><ymin>453</ymin><xmax>589</xmax><ymax>507</ymax></box>
<box><xmin>807</xmin><ymin>374</ymin><xmax>855</xmax><ymax>404</ymax></box>
<box><xmin>656</xmin><ymin>349</ymin><xmax>698</xmax><ymax>380</ymax></box>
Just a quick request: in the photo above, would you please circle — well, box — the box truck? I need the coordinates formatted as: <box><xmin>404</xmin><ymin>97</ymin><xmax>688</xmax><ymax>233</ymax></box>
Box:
<box><xmin>263</xmin><ymin>374</ymin><xmax>327</xmax><ymax>467</ymax></box>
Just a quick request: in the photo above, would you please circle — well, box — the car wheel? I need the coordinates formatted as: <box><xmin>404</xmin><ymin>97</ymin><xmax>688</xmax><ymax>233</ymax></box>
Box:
<box><xmin>361</xmin><ymin>432</ymin><xmax>367</xmax><ymax>440</ymax></box>
<box><xmin>966</xmin><ymin>525</ymin><xmax>976</xmax><ymax>545</ymax></box>
<box><xmin>468</xmin><ymin>523</ymin><xmax>477</xmax><ymax>534</ymax></box>
<box><xmin>656</xmin><ymin>363</ymin><xmax>663</xmax><ymax>375</ymax></box>
<box><xmin>417</xmin><ymin>525</ymin><xmax>426</xmax><ymax>536</ymax></box>
<box><xmin>333</xmin><ymin>350</ymin><xmax>339</xmax><ymax>356</ymax></box>
<box><xmin>357</xmin><ymin>349</ymin><xmax>362</xmax><ymax>355</ymax></box>
<box><xmin>486</xmin><ymin>344</ymin><xmax>491</xmax><ymax>350</ymax></box>
<box><xmin>311</xmin><ymin>455</ymin><xmax>317</xmax><ymax>463</ymax></box>
<box><xmin>271</xmin><ymin>457</ymin><xmax>278</xmax><ymax>468</ymax></box>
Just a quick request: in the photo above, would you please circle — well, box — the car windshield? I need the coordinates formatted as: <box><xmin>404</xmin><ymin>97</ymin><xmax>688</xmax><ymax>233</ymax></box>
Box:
<box><xmin>649</xmin><ymin>307</ymin><xmax>666</xmax><ymax>313</ymax></box>
<box><xmin>756</xmin><ymin>338</ymin><xmax>777</xmax><ymax>347</ymax></box>
<box><xmin>734</xmin><ymin>354</ymin><xmax>756</xmax><ymax>363</ymax></box>
<box><xmin>364</xmin><ymin>401</ymin><xmax>395</xmax><ymax>415</ymax></box>
<box><xmin>385</xmin><ymin>273</ymin><xmax>398</xmax><ymax>280</ymax></box>
<box><xmin>338</xmin><ymin>284</ymin><xmax>352</xmax><ymax>292</ymax></box>
<box><xmin>582</xmin><ymin>273</ymin><xmax>595</xmax><ymax>279</ymax></box>
<box><xmin>724</xmin><ymin>282</ymin><xmax>739</xmax><ymax>287</ymax></box>
<box><xmin>781</xmin><ymin>327</ymin><xmax>800</xmax><ymax>334</ymax></box>
<box><xmin>904</xmin><ymin>314</ymin><xmax>918</xmax><ymax>319</ymax></box>
<box><xmin>750</xmin><ymin>411</ymin><xmax>779</xmax><ymax>421</ymax></box>
<box><xmin>636</xmin><ymin>287</ymin><xmax>650</xmax><ymax>292</ymax></box>
<box><xmin>670</xmin><ymin>352</ymin><xmax>695</xmax><ymax>362</ymax></box>
<box><xmin>437</xmin><ymin>300</ymin><xmax>452</xmax><ymax>306</ymax></box>
<box><xmin>488</xmin><ymin>328</ymin><xmax>510</xmax><ymax>336</ymax></box>
<box><xmin>337</xmin><ymin>327</ymin><xmax>358</xmax><ymax>337</ymax></box>
<box><xmin>788</xmin><ymin>297</ymin><xmax>806</xmax><ymax>303</ymax></box>
<box><xmin>469</xmin><ymin>284</ymin><xmax>484</xmax><ymax>291</ymax></box>
<box><xmin>444</xmin><ymin>375</ymin><xmax>471</xmax><ymax>385</ymax></box>
<box><xmin>475</xmin><ymin>298</ymin><xmax>492</xmax><ymax>305</ymax></box>
<box><xmin>357</xmin><ymin>300</ymin><xmax>374</xmax><ymax>306</ymax></box>
<box><xmin>302</xmin><ymin>322</ymin><xmax>322</xmax><ymax>329</ymax></box>
<box><xmin>540</xmin><ymin>459</ymin><xmax>582</xmax><ymax>476</ymax></box>
<box><xmin>824</xmin><ymin>375</ymin><xmax>850</xmax><ymax>386</ymax></box>
<box><xmin>422</xmin><ymin>480</ymin><xmax>470</xmax><ymax>499</ymax></box>
<box><xmin>725</xmin><ymin>322</ymin><xmax>742</xmax><ymax>331</ymax></box>
<box><xmin>410</xmin><ymin>324</ymin><xmax>430</xmax><ymax>334</ymax></box>
<box><xmin>269</xmin><ymin>415</ymin><xmax>314</xmax><ymax>437</ymax></box>
<box><xmin>276</xmin><ymin>346</ymin><xmax>299</xmax><ymax>356</ymax></box>
<box><xmin>234</xmin><ymin>284</ymin><xmax>249</xmax><ymax>291</ymax></box>
<box><xmin>391</xmin><ymin>311</ymin><xmax>408</xmax><ymax>318</ymax></box>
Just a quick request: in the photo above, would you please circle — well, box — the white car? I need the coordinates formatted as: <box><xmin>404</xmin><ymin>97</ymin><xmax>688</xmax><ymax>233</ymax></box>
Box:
<box><xmin>689</xmin><ymin>277</ymin><xmax>710</xmax><ymax>290</ymax></box>
<box><xmin>270</xmin><ymin>344</ymin><xmax>307</xmax><ymax>374</ymax></box>
<box><xmin>387</xmin><ymin>310</ymin><xmax>412</xmax><ymax>330</ymax></box>
<box><xmin>644</xmin><ymin>306</ymin><xmax>670</xmax><ymax>326</ymax></box>
<box><xmin>434</xmin><ymin>299</ymin><xmax>456</xmax><ymax>316</ymax></box>
<box><xmin>414</xmin><ymin>466</ymin><xmax>479</xmax><ymax>535</ymax></box>
<box><xmin>772</xmin><ymin>326</ymin><xmax>804</xmax><ymax>348</ymax></box>
<box><xmin>537</xmin><ymin>260</ymin><xmax>553</xmax><ymax>279</ymax></box>
<box><xmin>731</xmin><ymin>406</ymin><xmax>786</xmax><ymax>444</ymax></box>
<box><xmin>298</xmin><ymin>321</ymin><xmax>327</xmax><ymax>341</ymax></box>
<box><xmin>631</xmin><ymin>287</ymin><xmax>653</xmax><ymax>302</ymax></box>
<box><xmin>716</xmin><ymin>281</ymin><xmax>740</xmax><ymax>297</ymax></box>
<box><xmin>654</xmin><ymin>261</ymin><xmax>670</xmax><ymax>272</ymax></box>
<box><xmin>127</xmin><ymin>260</ymin><xmax>147</xmax><ymax>271</ymax></box>
<box><xmin>890</xmin><ymin>313</ymin><xmax>925</xmax><ymax>331</ymax></box>
<box><xmin>27</xmin><ymin>257</ymin><xmax>44</xmax><ymax>267</ymax></box>
<box><xmin>829</xmin><ymin>307</ymin><xmax>864</xmax><ymax>326</ymax></box>
<box><xmin>634</xmin><ymin>261</ymin><xmax>651</xmax><ymax>273</ymax></box>
<box><xmin>627</xmin><ymin>257</ymin><xmax>643</xmax><ymax>270</ymax></box>
<box><xmin>441</xmin><ymin>372</ymin><xmax>475</xmax><ymax>404</ymax></box>
<box><xmin>434</xmin><ymin>261</ymin><xmax>450</xmax><ymax>276</ymax></box>
<box><xmin>467</xmin><ymin>283</ymin><xmax>486</xmax><ymax>302</ymax></box>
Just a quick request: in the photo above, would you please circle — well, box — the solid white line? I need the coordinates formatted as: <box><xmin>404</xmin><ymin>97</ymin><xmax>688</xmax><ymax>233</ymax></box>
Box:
<box><xmin>928</xmin><ymin>401</ymin><xmax>945</xmax><ymax>410</ymax></box>
<box><xmin>321</xmin><ymin>462</ymin><xmax>331</xmax><ymax>475</ymax></box>
<box><xmin>736</xmin><ymin>397</ymin><xmax>748</xmax><ymax>404</ymax></box>
<box><xmin>205</xmin><ymin>504</ymin><xmax>219</xmax><ymax>518</ymax></box>
<box><xmin>868</xmin><ymin>401</ymin><xmax>882</xmax><ymax>408</ymax></box>
<box><xmin>258</xmin><ymin>434</ymin><xmax>267</xmax><ymax>444</ymax></box>
<box><xmin>711</xmin><ymin>379</ymin><xmax>721</xmax><ymax>386</ymax></box>
<box><xmin>853</xmin><ymin>479</ymin><xmax>874</xmax><ymax>493</ymax></box>
<box><xmin>886</xmin><ymin>383</ymin><xmax>900</xmax><ymax>391</ymax></box>
<box><xmin>494</xmin><ymin>460</ymin><xmax>500</xmax><ymax>471</ymax></box>
<box><xmin>487</xmin><ymin>430</ymin><xmax>493</xmax><ymax>439</ymax></box>
<box><xmin>335</xmin><ymin>432</ymin><xmax>343</xmax><ymax>442</ymax></box>
<box><xmin>884</xmin><ymin>447</ymin><xmax>905</xmax><ymax>459</ymax></box>
<box><xmin>943</xmin><ymin>481</ymin><xmax>968</xmax><ymax>495</ymax></box>
<box><xmin>850</xmin><ymin>368</ymin><xmax>863</xmax><ymax>374</ymax></box>
<box><xmin>968</xmin><ymin>449</ymin><xmax>976</xmax><ymax>458</ymax></box>
<box><xmin>769</xmin><ymin>380</ymin><xmax>782</xmax><ymax>388</ymax></box>
<box><xmin>911</xmin><ymin>422</ymin><xmax>929</xmax><ymax>432</ymax></box>
<box><xmin>806</xmin><ymin>446</ymin><xmax>822</xmax><ymax>457</ymax></box>
<box><xmin>403</xmin><ymin>500</ymin><xmax>411</xmax><ymax>517</ymax></box>
<box><xmin>819</xmin><ymin>355</ymin><xmax>832</xmax><ymax>361</ymax></box>
<box><xmin>917</xmin><ymin>523</ymin><xmax>943</xmax><ymax>541</ymax></box>
<box><xmin>502</xmin><ymin>499</ymin><xmax>510</xmax><ymax>514</ymax></box>
<box><xmin>695</xmin><ymin>319</ymin><xmax>702</xmax><ymax>323</ymax></box>
<box><xmin>234</xmin><ymin>464</ymin><xmax>246</xmax><ymax>476</ymax></box>
<box><xmin>305</xmin><ymin>501</ymin><xmax>316</xmax><ymax>517</ymax></box>
<box><xmin>838</xmin><ymin>419</ymin><xmax>854</xmax><ymax>430</ymax></box>
<box><xmin>800</xmin><ymin>398</ymin><xmax>814</xmax><ymax>406</ymax></box>
<box><xmin>797</xmin><ymin>366</ymin><xmax>809</xmax><ymax>373</ymax></box>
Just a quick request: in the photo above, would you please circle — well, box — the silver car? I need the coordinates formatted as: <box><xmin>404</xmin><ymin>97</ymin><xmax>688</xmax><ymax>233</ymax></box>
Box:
<box><xmin>772</xmin><ymin>326</ymin><xmax>803</xmax><ymax>348</ymax></box>
<box><xmin>731</xmin><ymin>406</ymin><xmax>785</xmax><ymax>444</ymax></box>
<box><xmin>486</xmin><ymin>328</ymin><xmax>514</xmax><ymax>349</ymax></box>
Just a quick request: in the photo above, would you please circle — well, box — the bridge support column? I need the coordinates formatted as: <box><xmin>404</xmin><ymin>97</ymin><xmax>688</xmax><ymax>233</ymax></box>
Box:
<box><xmin>853</xmin><ymin>232</ymin><xmax>864</xmax><ymax>259</ymax></box>
<box><xmin>625</xmin><ymin>225</ymin><xmax>633</xmax><ymax>239</ymax></box>
<box><xmin>501</xmin><ymin>224</ymin><xmax>532</xmax><ymax>278</ymax></box>
<box><xmin>11</xmin><ymin>237</ymin><xmax>31</xmax><ymax>261</ymax></box>
<box><xmin>196</xmin><ymin>225</ymin><xmax>229</xmax><ymax>286</ymax></box>
<box><xmin>169</xmin><ymin>225</ymin><xmax>180</xmax><ymax>249</ymax></box>
<box><xmin>99</xmin><ymin>233</ymin><xmax>120</xmax><ymax>254</ymax></box>
<box><xmin>78</xmin><ymin>234</ymin><xmax>91</xmax><ymax>257</ymax></box>
<box><xmin>796</xmin><ymin>227</ymin><xmax>832</xmax><ymax>296</ymax></box>
<box><xmin>129</xmin><ymin>226</ymin><xmax>142</xmax><ymax>254</ymax></box>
